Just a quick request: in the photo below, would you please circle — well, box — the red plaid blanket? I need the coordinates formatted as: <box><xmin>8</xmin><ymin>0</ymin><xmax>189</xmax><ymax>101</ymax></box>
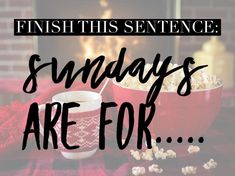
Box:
<box><xmin>0</xmin><ymin>80</ymin><xmax>235</xmax><ymax>175</ymax></box>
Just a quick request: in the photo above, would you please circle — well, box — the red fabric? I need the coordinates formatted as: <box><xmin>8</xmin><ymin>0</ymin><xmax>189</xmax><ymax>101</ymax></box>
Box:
<box><xmin>0</xmin><ymin>81</ymin><xmax>113</xmax><ymax>153</ymax></box>
<box><xmin>0</xmin><ymin>80</ymin><xmax>234</xmax><ymax>175</ymax></box>
<box><xmin>0</xmin><ymin>101</ymin><xmax>27</xmax><ymax>153</ymax></box>
<box><xmin>0</xmin><ymin>81</ymin><xmax>126</xmax><ymax>176</ymax></box>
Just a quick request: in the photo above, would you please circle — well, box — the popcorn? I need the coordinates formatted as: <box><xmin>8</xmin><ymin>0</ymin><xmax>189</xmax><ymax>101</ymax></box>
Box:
<box><xmin>187</xmin><ymin>145</ymin><xmax>200</xmax><ymax>154</ymax></box>
<box><xmin>154</xmin><ymin>147</ymin><xmax>176</xmax><ymax>160</ymax></box>
<box><xmin>203</xmin><ymin>159</ymin><xmax>218</xmax><ymax>170</ymax></box>
<box><xmin>166</xmin><ymin>149</ymin><xmax>176</xmax><ymax>158</ymax></box>
<box><xmin>148</xmin><ymin>164</ymin><xmax>163</xmax><ymax>174</ymax></box>
<box><xmin>154</xmin><ymin>148</ymin><xmax>167</xmax><ymax>160</ymax></box>
<box><xmin>152</xmin><ymin>145</ymin><xmax>159</xmax><ymax>153</ymax></box>
<box><xmin>129</xmin><ymin>142</ymin><xmax>216</xmax><ymax>175</ymax></box>
<box><xmin>141</xmin><ymin>149</ymin><xmax>153</xmax><ymax>161</ymax></box>
<box><xmin>182</xmin><ymin>166</ymin><xmax>197</xmax><ymax>175</ymax></box>
<box><xmin>130</xmin><ymin>150</ymin><xmax>141</xmax><ymax>160</ymax></box>
<box><xmin>119</xmin><ymin>62</ymin><xmax>220</xmax><ymax>91</ymax></box>
<box><xmin>132</xmin><ymin>167</ymin><xmax>145</xmax><ymax>176</ymax></box>
<box><xmin>131</xmin><ymin>146</ymin><xmax>176</xmax><ymax>161</ymax></box>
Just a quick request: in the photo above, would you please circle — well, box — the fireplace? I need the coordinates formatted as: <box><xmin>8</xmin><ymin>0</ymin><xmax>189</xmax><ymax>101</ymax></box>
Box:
<box><xmin>34</xmin><ymin>0</ymin><xmax>180</xmax><ymax>71</ymax></box>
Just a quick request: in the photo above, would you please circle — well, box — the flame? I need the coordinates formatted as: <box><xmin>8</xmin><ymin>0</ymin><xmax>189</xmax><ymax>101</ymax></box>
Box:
<box><xmin>101</xmin><ymin>9</ymin><xmax>112</xmax><ymax>19</ymax></box>
<box><xmin>100</xmin><ymin>0</ymin><xmax>108</xmax><ymax>8</ymax></box>
<box><xmin>78</xmin><ymin>0</ymin><xmax>139</xmax><ymax>66</ymax></box>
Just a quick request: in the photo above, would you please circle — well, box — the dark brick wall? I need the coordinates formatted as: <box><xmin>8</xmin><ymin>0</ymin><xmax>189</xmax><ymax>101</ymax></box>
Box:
<box><xmin>0</xmin><ymin>0</ymin><xmax>33</xmax><ymax>77</ymax></box>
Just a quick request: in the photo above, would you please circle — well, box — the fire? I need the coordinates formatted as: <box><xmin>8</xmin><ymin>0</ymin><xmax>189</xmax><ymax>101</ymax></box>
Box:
<box><xmin>100</xmin><ymin>0</ymin><xmax>108</xmax><ymax>8</ymax></box>
<box><xmin>101</xmin><ymin>9</ymin><xmax>112</xmax><ymax>19</ymax></box>
<box><xmin>78</xmin><ymin>0</ymin><xmax>139</xmax><ymax>66</ymax></box>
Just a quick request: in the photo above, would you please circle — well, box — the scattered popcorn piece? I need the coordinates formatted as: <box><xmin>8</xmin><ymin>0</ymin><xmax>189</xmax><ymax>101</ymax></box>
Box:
<box><xmin>131</xmin><ymin>146</ymin><xmax>176</xmax><ymax>161</ymax></box>
<box><xmin>187</xmin><ymin>145</ymin><xmax>200</xmax><ymax>154</ymax></box>
<box><xmin>152</xmin><ymin>145</ymin><xmax>159</xmax><ymax>153</ymax></box>
<box><xmin>132</xmin><ymin>166</ymin><xmax>146</xmax><ymax>176</ymax></box>
<box><xmin>159</xmin><ymin>148</ymin><xmax>164</xmax><ymax>153</ymax></box>
<box><xmin>148</xmin><ymin>164</ymin><xmax>163</xmax><ymax>174</ymax></box>
<box><xmin>166</xmin><ymin>149</ymin><xmax>176</xmax><ymax>158</ymax></box>
<box><xmin>145</xmin><ymin>149</ymin><xmax>153</xmax><ymax>154</ymax></box>
<box><xmin>154</xmin><ymin>148</ymin><xmax>167</xmax><ymax>160</ymax></box>
<box><xmin>141</xmin><ymin>149</ymin><xmax>153</xmax><ymax>161</ymax></box>
<box><xmin>130</xmin><ymin>150</ymin><xmax>141</xmax><ymax>160</ymax></box>
<box><xmin>182</xmin><ymin>166</ymin><xmax>197</xmax><ymax>175</ymax></box>
<box><xmin>203</xmin><ymin>159</ymin><xmax>218</xmax><ymax>170</ymax></box>
<box><xmin>153</xmin><ymin>147</ymin><xmax>176</xmax><ymax>160</ymax></box>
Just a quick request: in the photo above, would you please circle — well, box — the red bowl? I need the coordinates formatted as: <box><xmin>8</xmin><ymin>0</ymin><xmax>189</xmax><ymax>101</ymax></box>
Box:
<box><xmin>112</xmin><ymin>79</ymin><xmax>223</xmax><ymax>138</ymax></box>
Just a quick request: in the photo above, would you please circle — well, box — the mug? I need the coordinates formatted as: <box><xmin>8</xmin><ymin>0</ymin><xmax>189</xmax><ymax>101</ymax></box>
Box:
<box><xmin>39</xmin><ymin>90</ymin><xmax>102</xmax><ymax>159</ymax></box>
